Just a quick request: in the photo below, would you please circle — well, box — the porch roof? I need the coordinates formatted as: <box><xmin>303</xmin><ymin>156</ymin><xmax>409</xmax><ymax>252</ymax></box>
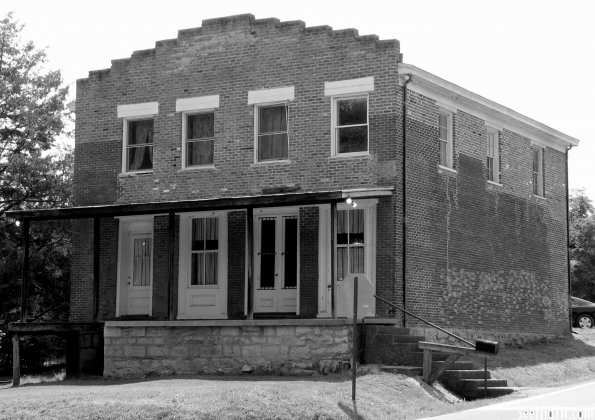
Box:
<box><xmin>6</xmin><ymin>187</ymin><xmax>393</xmax><ymax>221</ymax></box>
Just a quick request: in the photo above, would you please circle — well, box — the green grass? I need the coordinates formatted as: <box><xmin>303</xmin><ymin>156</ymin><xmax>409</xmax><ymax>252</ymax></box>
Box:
<box><xmin>1</xmin><ymin>328</ymin><xmax>594</xmax><ymax>419</ymax></box>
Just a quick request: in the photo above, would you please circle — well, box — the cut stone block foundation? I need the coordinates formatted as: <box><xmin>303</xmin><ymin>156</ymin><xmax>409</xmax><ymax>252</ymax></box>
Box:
<box><xmin>103</xmin><ymin>320</ymin><xmax>352</xmax><ymax>378</ymax></box>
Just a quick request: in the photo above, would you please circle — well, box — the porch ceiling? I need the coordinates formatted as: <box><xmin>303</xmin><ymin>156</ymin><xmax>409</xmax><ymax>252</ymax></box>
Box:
<box><xmin>7</xmin><ymin>188</ymin><xmax>393</xmax><ymax>221</ymax></box>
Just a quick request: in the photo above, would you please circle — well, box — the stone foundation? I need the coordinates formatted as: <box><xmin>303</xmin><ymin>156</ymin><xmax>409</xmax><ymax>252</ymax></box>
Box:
<box><xmin>104</xmin><ymin>320</ymin><xmax>352</xmax><ymax>378</ymax></box>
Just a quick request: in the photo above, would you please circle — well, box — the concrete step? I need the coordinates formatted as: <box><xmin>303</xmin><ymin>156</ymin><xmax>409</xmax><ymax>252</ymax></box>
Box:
<box><xmin>379</xmin><ymin>365</ymin><xmax>423</xmax><ymax>377</ymax></box>
<box><xmin>364</xmin><ymin>325</ymin><xmax>411</xmax><ymax>335</ymax></box>
<box><xmin>463</xmin><ymin>386</ymin><xmax>516</xmax><ymax>399</ymax></box>
<box><xmin>442</xmin><ymin>369</ymin><xmax>491</xmax><ymax>380</ymax></box>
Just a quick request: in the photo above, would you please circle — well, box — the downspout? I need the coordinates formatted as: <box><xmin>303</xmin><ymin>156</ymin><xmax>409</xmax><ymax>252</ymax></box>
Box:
<box><xmin>401</xmin><ymin>73</ymin><xmax>413</xmax><ymax>327</ymax></box>
<box><xmin>566</xmin><ymin>145</ymin><xmax>573</xmax><ymax>331</ymax></box>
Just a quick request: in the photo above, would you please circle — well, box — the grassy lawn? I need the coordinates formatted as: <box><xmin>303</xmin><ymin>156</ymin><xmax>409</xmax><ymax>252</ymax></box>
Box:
<box><xmin>1</xmin><ymin>328</ymin><xmax>594</xmax><ymax>419</ymax></box>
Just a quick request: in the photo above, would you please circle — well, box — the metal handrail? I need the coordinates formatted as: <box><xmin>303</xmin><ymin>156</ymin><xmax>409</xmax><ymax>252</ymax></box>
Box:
<box><xmin>374</xmin><ymin>294</ymin><xmax>474</xmax><ymax>348</ymax></box>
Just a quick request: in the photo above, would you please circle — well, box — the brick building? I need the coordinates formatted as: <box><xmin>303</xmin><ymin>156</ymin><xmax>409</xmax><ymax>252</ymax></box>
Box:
<box><xmin>10</xmin><ymin>14</ymin><xmax>579</xmax><ymax>377</ymax></box>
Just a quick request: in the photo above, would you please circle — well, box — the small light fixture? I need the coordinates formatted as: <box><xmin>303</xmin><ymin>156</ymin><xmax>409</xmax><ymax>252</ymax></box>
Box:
<box><xmin>352</xmin><ymin>202</ymin><xmax>358</xmax><ymax>208</ymax></box>
<box><xmin>15</xmin><ymin>220</ymin><xmax>21</xmax><ymax>227</ymax></box>
<box><xmin>346</xmin><ymin>197</ymin><xmax>352</xmax><ymax>204</ymax></box>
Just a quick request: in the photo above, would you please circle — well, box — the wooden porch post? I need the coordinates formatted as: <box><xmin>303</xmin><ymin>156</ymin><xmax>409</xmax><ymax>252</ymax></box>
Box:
<box><xmin>246</xmin><ymin>207</ymin><xmax>254</xmax><ymax>319</ymax></box>
<box><xmin>330</xmin><ymin>202</ymin><xmax>337</xmax><ymax>319</ymax></box>
<box><xmin>20</xmin><ymin>218</ymin><xmax>30</xmax><ymax>322</ymax></box>
<box><xmin>12</xmin><ymin>334</ymin><xmax>20</xmax><ymax>387</ymax></box>
<box><xmin>93</xmin><ymin>217</ymin><xmax>100</xmax><ymax>321</ymax></box>
<box><xmin>168</xmin><ymin>211</ymin><xmax>175</xmax><ymax>320</ymax></box>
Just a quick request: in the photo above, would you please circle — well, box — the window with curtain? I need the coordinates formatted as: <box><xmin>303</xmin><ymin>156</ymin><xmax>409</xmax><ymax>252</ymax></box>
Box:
<box><xmin>334</xmin><ymin>97</ymin><xmax>368</xmax><ymax>155</ymax></box>
<box><xmin>126</xmin><ymin>119</ymin><xmax>154</xmax><ymax>171</ymax></box>
<box><xmin>186</xmin><ymin>112</ymin><xmax>214</xmax><ymax>166</ymax></box>
<box><xmin>337</xmin><ymin>209</ymin><xmax>365</xmax><ymax>281</ymax></box>
<box><xmin>257</xmin><ymin>104</ymin><xmax>288</xmax><ymax>161</ymax></box>
<box><xmin>190</xmin><ymin>217</ymin><xmax>219</xmax><ymax>286</ymax></box>
<box><xmin>132</xmin><ymin>237</ymin><xmax>152</xmax><ymax>286</ymax></box>
<box><xmin>486</xmin><ymin>128</ymin><xmax>500</xmax><ymax>182</ymax></box>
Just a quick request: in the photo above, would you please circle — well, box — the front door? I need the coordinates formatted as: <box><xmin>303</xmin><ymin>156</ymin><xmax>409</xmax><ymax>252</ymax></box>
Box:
<box><xmin>126</xmin><ymin>233</ymin><xmax>153</xmax><ymax>315</ymax></box>
<box><xmin>254</xmin><ymin>213</ymin><xmax>299</xmax><ymax>313</ymax></box>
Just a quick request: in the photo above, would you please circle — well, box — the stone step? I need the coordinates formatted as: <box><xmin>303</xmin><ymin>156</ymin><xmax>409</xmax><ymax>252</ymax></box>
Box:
<box><xmin>432</xmin><ymin>360</ymin><xmax>476</xmax><ymax>371</ymax></box>
<box><xmin>463</xmin><ymin>387</ymin><xmax>516</xmax><ymax>399</ymax></box>
<box><xmin>457</xmin><ymin>378</ymin><xmax>509</xmax><ymax>391</ymax></box>
<box><xmin>364</xmin><ymin>325</ymin><xmax>411</xmax><ymax>335</ymax></box>
<box><xmin>379</xmin><ymin>365</ymin><xmax>423</xmax><ymax>377</ymax></box>
<box><xmin>442</xmin><ymin>369</ymin><xmax>491</xmax><ymax>380</ymax></box>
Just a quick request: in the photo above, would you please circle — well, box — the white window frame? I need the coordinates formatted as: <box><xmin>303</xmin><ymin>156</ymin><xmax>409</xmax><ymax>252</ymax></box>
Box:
<box><xmin>253</xmin><ymin>102</ymin><xmax>289</xmax><ymax>163</ymax></box>
<box><xmin>331</xmin><ymin>94</ymin><xmax>370</xmax><ymax>158</ymax></box>
<box><xmin>486</xmin><ymin>127</ymin><xmax>501</xmax><ymax>184</ymax></box>
<box><xmin>532</xmin><ymin>147</ymin><xmax>544</xmax><ymax>197</ymax></box>
<box><xmin>182</xmin><ymin>111</ymin><xmax>216</xmax><ymax>169</ymax></box>
<box><xmin>118</xmin><ymin>102</ymin><xmax>158</xmax><ymax>175</ymax></box>
<box><xmin>438</xmin><ymin>110</ymin><xmax>454</xmax><ymax>170</ymax></box>
<box><xmin>176</xmin><ymin>95</ymin><xmax>220</xmax><ymax>170</ymax></box>
<box><xmin>122</xmin><ymin>117</ymin><xmax>155</xmax><ymax>174</ymax></box>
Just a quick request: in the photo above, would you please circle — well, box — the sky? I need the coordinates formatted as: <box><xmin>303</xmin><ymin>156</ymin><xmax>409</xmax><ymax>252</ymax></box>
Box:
<box><xmin>3</xmin><ymin>0</ymin><xmax>594</xmax><ymax>198</ymax></box>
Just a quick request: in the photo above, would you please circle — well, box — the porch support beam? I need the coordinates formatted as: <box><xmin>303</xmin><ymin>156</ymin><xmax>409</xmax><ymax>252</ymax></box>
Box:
<box><xmin>247</xmin><ymin>207</ymin><xmax>254</xmax><ymax>319</ymax></box>
<box><xmin>93</xmin><ymin>217</ymin><xmax>100</xmax><ymax>321</ymax></box>
<box><xmin>168</xmin><ymin>211</ymin><xmax>175</xmax><ymax>320</ymax></box>
<box><xmin>20</xmin><ymin>218</ymin><xmax>30</xmax><ymax>322</ymax></box>
<box><xmin>330</xmin><ymin>202</ymin><xmax>337</xmax><ymax>319</ymax></box>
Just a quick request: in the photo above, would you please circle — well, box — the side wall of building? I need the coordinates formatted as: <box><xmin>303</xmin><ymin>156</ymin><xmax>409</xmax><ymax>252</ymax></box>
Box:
<box><xmin>405</xmin><ymin>90</ymin><xmax>569</xmax><ymax>340</ymax></box>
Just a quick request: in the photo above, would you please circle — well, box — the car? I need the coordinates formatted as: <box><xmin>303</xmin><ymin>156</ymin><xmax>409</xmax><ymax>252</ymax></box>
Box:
<box><xmin>571</xmin><ymin>296</ymin><xmax>595</xmax><ymax>328</ymax></box>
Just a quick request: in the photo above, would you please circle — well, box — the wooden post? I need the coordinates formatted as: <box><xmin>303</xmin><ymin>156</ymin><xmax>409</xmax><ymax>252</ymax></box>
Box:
<box><xmin>246</xmin><ymin>207</ymin><xmax>254</xmax><ymax>319</ymax></box>
<box><xmin>20</xmin><ymin>218</ymin><xmax>30</xmax><ymax>322</ymax></box>
<box><xmin>422</xmin><ymin>349</ymin><xmax>432</xmax><ymax>383</ymax></box>
<box><xmin>330</xmin><ymin>202</ymin><xmax>337</xmax><ymax>319</ymax></box>
<box><xmin>352</xmin><ymin>276</ymin><xmax>358</xmax><ymax>401</ymax></box>
<box><xmin>167</xmin><ymin>212</ymin><xmax>175</xmax><ymax>320</ymax></box>
<box><xmin>12</xmin><ymin>334</ymin><xmax>20</xmax><ymax>387</ymax></box>
<box><xmin>93</xmin><ymin>217</ymin><xmax>100</xmax><ymax>321</ymax></box>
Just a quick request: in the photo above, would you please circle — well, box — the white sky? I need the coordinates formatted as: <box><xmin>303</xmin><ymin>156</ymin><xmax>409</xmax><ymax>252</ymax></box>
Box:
<box><xmin>4</xmin><ymin>0</ymin><xmax>594</xmax><ymax>198</ymax></box>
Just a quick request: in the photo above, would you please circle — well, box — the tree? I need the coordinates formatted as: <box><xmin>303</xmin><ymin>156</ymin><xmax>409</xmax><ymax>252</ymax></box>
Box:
<box><xmin>0</xmin><ymin>12</ymin><xmax>71</xmax><ymax>375</ymax></box>
<box><xmin>569</xmin><ymin>189</ymin><xmax>595</xmax><ymax>301</ymax></box>
<box><xmin>0</xmin><ymin>12</ymin><xmax>69</xmax><ymax>216</ymax></box>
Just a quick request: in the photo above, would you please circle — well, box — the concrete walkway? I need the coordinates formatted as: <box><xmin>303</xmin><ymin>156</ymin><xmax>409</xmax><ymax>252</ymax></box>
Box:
<box><xmin>422</xmin><ymin>379</ymin><xmax>595</xmax><ymax>419</ymax></box>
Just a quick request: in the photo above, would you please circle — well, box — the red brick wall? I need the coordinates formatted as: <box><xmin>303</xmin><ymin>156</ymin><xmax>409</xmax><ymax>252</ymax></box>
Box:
<box><xmin>299</xmin><ymin>207</ymin><xmax>318</xmax><ymax>317</ymax></box>
<box><xmin>227</xmin><ymin>211</ymin><xmax>246</xmax><ymax>318</ymax></box>
<box><xmin>404</xmin><ymin>91</ymin><xmax>569</xmax><ymax>337</ymax></box>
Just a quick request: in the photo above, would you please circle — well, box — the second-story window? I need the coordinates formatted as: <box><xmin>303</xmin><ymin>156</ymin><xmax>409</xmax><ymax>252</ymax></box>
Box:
<box><xmin>333</xmin><ymin>96</ymin><xmax>368</xmax><ymax>156</ymax></box>
<box><xmin>126</xmin><ymin>119</ymin><xmax>154</xmax><ymax>172</ymax></box>
<box><xmin>257</xmin><ymin>104</ymin><xmax>288</xmax><ymax>162</ymax></box>
<box><xmin>185</xmin><ymin>112</ymin><xmax>214</xmax><ymax>167</ymax></box>
<box><xmin>532</xmin><ymin>147</ymin><xmax>544</xmax><ymax>196</ymax></box>
<box><xmin>438</xmin><ymin>111</ymin><xmax>454</xmax><ymax>169</ymax></box>
<box><xmin>486</xmin><ymin>128</ymin><xmax>500</xmax><ymax>183</ymax></box>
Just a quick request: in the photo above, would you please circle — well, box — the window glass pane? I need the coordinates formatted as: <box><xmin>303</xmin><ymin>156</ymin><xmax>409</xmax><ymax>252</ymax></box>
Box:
<box><xmin>187</xmin><ymin>140</ymin><xmax>214</xmax><ymax>166</ymax></box>
<box><xmin>187</xmin><ymin>113</ymin><xmax>214</xmax><ymax>140</ymax></box>
<box><xmin>439</xmin><ymin>140</ymin><xmax>447</xmax><ymax>167</ymax></box>
<box><xmin>337</xmin><ymin>248</ymin><xmax>348</xmax><ymax>281</ymax></box>
<box><xmin>487</xmin><ymin>157</ymin><xmax>494</xmax><ymax>181</ymax></box>
<box><xmin>337</xmin><ymin>98</ymin><xmax>367</xmax><ymax>126</ymax></box>
<box><xmin>337</xmin><ymin>211</ymin><xmax>348</xmax><ymax>245</ymax></box>
<box><xmin>349</xmin><ymin>209</ymin><xmax>364</xmax><ymax>244</ymax></box>
<box><xmin>284</xmin><ymin>217</ymin><xmax>298</xmax><ymax>289</ymax></box>
<box><xmin>191</xmin><ymin>219</ymin><xmax>204</xmax><ymax>251</ymax></box>
<box><xmin>349</xmin><ymin>247</ymin><xmax>365</xmax><ymax>274</ymax></box>
<box><xmin>337</xmin><ymin>126</ymin><xmax>367</xmax><ymax>154</ymax></box>
<box><xmin>132</xmin><ymin>238</ymin><xmax>151</xmax><ymax>286</ymax></box>
<box><xmin>260</xmin><ymin>218</ymin><xmax>276</xmax><ymax>289</ymax></box>
<box><xmin>204</xmin><ymin>253</ymin><xmax>218</xmax><ymax>285</ymax></box>
<box><xmin>205</xmin><ymin>217</ymin><xmax>219</xmax><ymax>250</ymax></box>
<box><xmin>191</xmin><ymin>253</ymin><xmax>204</xmax><ymax>286</ymax></box>
<box><xmin>259</xmin><ymin>105</ymin><xmax>287</xmax><ymax>134</ymax></box>
<box><xmin>258</xmin><ymin>133</ymin><xmax>288</xmax><ymax>161</ymax></box>
<box><xmin>439</xmin><ymin>114</ymin><xmax>448</xmax><ymax>141</ymax></box>
<box><xmin>128</xmin><ymin>120</ymin><xmax>153</xmax><ymax>145</ymax></box>
<box><xmin>127</xmin><ymin>145</ymin><xmax>153</xmax><ymax>171</ymax></box>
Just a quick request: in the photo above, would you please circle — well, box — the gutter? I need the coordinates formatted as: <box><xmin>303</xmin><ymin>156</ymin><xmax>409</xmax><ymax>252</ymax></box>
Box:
<box><xmin>401</xmin><ymin>74</ymin><xmax>413</xmax><ymax>327</ymax></box>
